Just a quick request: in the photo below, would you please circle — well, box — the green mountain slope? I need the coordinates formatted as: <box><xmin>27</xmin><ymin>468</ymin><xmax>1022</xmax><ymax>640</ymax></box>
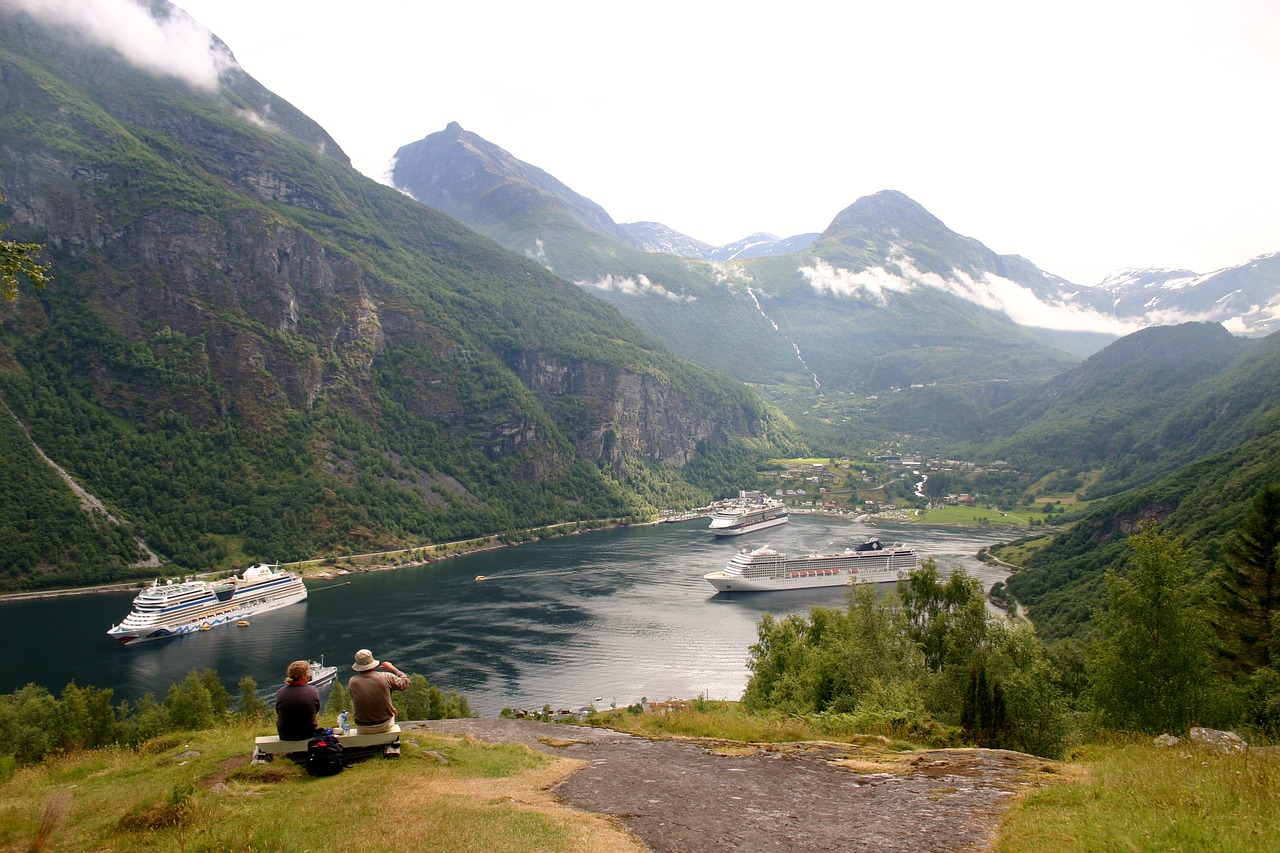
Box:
<box><xmin>1001</xmin><ymin>329</ymin><xmax>1280</xmax><ymax>638</ymax></box>
<box><xmin>977</xmin><ymin>323</ymin><xmax>1248</xmax><ymax>478</ymax></box>
<box><xmin>0</xmin><ymin>3</ymin><xmax>789</xmax><ymax>587</ymax></box>
<box><xmin>1005</xmin><ymin>416</ymin><xmax>1280</xmax><ymax>640</ymax></box>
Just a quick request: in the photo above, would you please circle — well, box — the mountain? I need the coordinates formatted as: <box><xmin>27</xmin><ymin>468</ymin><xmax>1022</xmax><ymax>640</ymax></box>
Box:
<box><xmin>391</xmin><ymin>127</ymin><xmax>1103</xmax><ymax>439</ymax></box>
<box><xmin>391</xmin><ymin>129</ymin><xmax>1280</xmax><ymax>415</ymax></box>
<box><xmin>1096</xmin><ymin>257</ymin><xmax>1280</xmax><ymax>336</ymax></box>
<box><xmin>0</xmin><ymin>2</ymin><xmax>787</xmax><ymax>587</ymax></box>
<box><xmin>977</xmin><ymin>322</ymin><xmax>1249</xmax><ymax>477</ymax></box>
<box><xmin>980</xmin><ymin>322</ymin><xmax>1280</xmax><ymax>497</ymax></box>
<box><xmin>1004</xmin><ymin>409</ymin><xmax>1280</xmax><ymax>641</ymax></box>
<box><xmin>998</xmin><ymin>327</ymin><xmax>1280</xmax><ymax>639</ymax></box>
<box><xmin>707</xmin><ymin>232</ymin><xmax>821</xmax><ymax>262</ymax></box>
<box><xmin>389</xmin><ymin>121</ymin><xmax>641</xmax><ymax>251</ymax></box>
<box><xmin>619</xmin><ymin>221</ymin><xmax>715</xmax><ymax>258</ymax></box>
<box><xmin>620</xmin><ymin>222</ymin><xmax>819</xmax><ymax>262</ymax></box>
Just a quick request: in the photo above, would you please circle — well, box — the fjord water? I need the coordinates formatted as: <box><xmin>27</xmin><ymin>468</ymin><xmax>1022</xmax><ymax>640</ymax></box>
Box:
<box><xmin>0</xmin><ymin>516</ymin><xmax>1012</xmax><ymax>715</ymax></box>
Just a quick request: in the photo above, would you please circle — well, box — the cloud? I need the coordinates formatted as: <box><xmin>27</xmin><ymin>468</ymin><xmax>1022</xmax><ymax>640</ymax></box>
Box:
<box><xmin>7</xmin><ymin>0</ymin><xmax>231</xmax><ymax>89</ymax></box>
<box><xmin>575</xmin><ymin>273</ymin><xmax>695</xmax><ymax>303</ymax></box>
<box><xmin>524</xmin><ymin>239</ymin><xmax>553</xmax><ymax>272</ymax></box>
<box><xmin>712</xmin><ymin>265</ymin><xmax>753</xmax><ymax>287</ymax></box>
<box><xmin>800</xmin><ymin>248</ymin><xmax>1142</xmax><ymax>335</ymax></box>
<box><xmin>799</xmin><ymin>258</ymin><xmax>917</xmax><ymax>305</ymax></box>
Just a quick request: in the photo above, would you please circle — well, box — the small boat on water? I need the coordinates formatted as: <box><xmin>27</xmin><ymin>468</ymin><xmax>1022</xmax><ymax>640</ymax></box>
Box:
<box><xmin>308</xmin><ymin>656</ymin><xmax>337</xmax><ymax>688</ymax></box>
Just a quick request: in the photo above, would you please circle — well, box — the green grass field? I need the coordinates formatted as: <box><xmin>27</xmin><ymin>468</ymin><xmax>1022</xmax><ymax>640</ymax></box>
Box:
<box><xmin>0</xmin><ymin>720</ymin><xmax>640</xmax><ymax>853</ymax></box>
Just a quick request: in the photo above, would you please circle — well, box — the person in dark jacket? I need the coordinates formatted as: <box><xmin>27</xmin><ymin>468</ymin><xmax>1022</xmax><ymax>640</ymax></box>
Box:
<box><xmin>275</xmin><ymin>659</ymin><xmax>321</xmax><ymax>740</ymax></box>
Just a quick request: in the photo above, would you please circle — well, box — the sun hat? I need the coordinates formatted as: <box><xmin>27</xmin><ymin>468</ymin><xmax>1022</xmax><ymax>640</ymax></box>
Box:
<box><xmin>352</xmin><ymin>648</ymin><xmax>380</xmax><ymax>671</ymax></box>
<box><xmin>285</xmin><ymin>660</ymin><xmax>310</xmax><ymax>683</ymax></box>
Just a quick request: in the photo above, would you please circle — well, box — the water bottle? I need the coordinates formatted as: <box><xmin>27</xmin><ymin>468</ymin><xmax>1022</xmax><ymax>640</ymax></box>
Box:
<box><xmin>338</xmin><ymin>710</ymin><xmax>349</xmax><ymax>734</ymax></box>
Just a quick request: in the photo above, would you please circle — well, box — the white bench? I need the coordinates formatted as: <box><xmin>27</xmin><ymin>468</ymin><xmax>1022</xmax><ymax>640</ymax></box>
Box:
<box><xmin>252</xmin><ymin>724</ymin><xmax>401</xmax><ymax>763</ymax></box>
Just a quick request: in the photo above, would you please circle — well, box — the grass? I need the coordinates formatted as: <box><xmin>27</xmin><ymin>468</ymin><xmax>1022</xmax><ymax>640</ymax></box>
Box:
<box><xmin>586</xmin><ymin>700</ymin><xmax>940</xmax><ymax>750</ymax></box>
<box><xmin>7</xmin><ymin>711</ymin><xmax>1280</xmax><ymax>852</ymax></box>
<box><xmin>996</xmin><ymin>737</ymin><xmax>1280</xmax><ymax>852</ymax></box>
<box><xmin>990</xmin><ymin>535</ymin><xmax>1057</xmax><ymax>567</ymax></box>
<box><xmin>0</xmin><ymin>719</ymin><xmax>644</xmax><ymax>853</ymax></box>
<box><xmin>915</xmin><ymin>503</ymin><xmax>1068</xmax><ymax>527</ymax></box>
<box><xmin>589</xmin><ymin>701</ymin><xmax>819</xmax><ymax>743</ymax></box>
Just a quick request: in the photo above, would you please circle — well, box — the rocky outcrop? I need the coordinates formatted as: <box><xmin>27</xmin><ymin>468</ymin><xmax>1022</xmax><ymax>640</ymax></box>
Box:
<box><xmin>504</xmin><ymin>351</ymin><xmax>761</xmax><ymax>469</ymax></box>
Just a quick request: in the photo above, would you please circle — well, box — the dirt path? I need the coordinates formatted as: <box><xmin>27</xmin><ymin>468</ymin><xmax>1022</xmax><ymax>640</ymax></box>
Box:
<box><xmin>423</xmin><ymin>719</ymin><xmax>1062</xmax><ymax>852</ymax></box>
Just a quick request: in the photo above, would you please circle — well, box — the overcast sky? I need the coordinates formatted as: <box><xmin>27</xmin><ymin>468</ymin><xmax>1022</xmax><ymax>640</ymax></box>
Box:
<box><xmin>24</xmin><ymin>0</ymin><xmax>1280</xmax><ymax>285</ymax></box>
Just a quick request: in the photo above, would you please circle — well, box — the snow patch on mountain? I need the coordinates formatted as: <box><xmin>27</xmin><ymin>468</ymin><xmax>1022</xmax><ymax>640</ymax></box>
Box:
<box><xmin>1098</xmin><ymin>267</ymin><xmax>1201</xmax><ymax>293</ymax></box>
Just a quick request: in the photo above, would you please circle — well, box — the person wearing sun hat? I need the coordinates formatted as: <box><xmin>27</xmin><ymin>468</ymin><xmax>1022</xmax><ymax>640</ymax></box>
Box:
<box><xmin>274</xmin><ymin>659</ymin><xmax>321</xmax><ymax>740</ymax></box>
<box><xmin>347</xmin><ymin>648</ymin><xmax>410</xmax><ymax>733</ymax></box>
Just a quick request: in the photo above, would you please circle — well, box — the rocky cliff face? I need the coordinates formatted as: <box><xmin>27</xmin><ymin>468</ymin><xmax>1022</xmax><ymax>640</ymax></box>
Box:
<box><xmin>505</xmin><ymin>351</ymin><xmax>756</xmax><ymax>469</ymax></box>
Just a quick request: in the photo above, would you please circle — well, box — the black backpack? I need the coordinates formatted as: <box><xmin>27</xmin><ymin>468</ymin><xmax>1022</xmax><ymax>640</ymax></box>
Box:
<box><xmin>306</xmin><ymin>730</ymin><xmax>344</xmax><ymax>776</ymax></box>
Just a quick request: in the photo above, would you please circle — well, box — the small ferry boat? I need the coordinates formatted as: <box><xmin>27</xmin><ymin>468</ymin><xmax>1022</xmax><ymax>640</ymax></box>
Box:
<box><xmin>107</xmin><ymin>563</ymin><xmax>307</xmax><ymax>645</ymax></box>
<box><xmin>704</xmin><ymin>538</ymin><xmax>919</xmax><ymax>592</ymax></box>
<box><xmin>707</xmin><ymin>491</ymin><xmax>789</xmax><ymax>537</ymax></box>
<box><xmin>308</xmin><ymin>656</ymin><xmax>337</xmax><ymax>688</ymax></box>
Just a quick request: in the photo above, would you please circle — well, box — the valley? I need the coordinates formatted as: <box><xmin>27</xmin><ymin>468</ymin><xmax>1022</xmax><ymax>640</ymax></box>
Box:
<box><xmin>1</xmin><ymin>0</ymin><xmax>1279</xmax><ymax>772</ymax></box>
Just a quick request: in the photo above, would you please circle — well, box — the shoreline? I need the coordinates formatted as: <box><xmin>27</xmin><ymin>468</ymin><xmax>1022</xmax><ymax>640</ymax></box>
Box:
<box><xmin>0</xmin><ymin>507</ymin><xmax>1021</xmax><ymax>603</ymax></box>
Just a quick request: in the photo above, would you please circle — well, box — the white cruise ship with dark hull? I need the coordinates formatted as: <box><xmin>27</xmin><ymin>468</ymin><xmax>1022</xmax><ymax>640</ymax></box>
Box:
<box><xmin>704</xmin><ymin>539</ymin><xmax>919</xmax><ymax>592</ymax></box>
<box><xmin>107</xmin><ymin>563</ymin><xmax>307</xmax><ymax>645</ymax></box>
<box><xmin>707</xmin><ymin>492</ymin><xmax>789</xmax><ymax>537</ymax></box>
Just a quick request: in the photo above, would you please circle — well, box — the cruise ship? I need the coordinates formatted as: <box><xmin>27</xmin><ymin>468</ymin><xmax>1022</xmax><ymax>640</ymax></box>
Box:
<box><xmin>707</xmin><ymin>492</ymin><xmax>789</xmax><ymax>537</ymax></box>
<box><xmin>107</xmin><ymin>563</ymin><xmax>308</xmax><ymax>645</ymax></box>
<box><xmin>704</xmin><ymin>539</ymin><xmax>919</xmax><ymax>592</ymax></box>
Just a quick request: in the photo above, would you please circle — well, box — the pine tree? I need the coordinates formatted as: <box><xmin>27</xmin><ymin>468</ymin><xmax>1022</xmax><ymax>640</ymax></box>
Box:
<box><xmin>960</xmin><ymin>662</ymin><xmax>1010</xmax><ymax>748</ymax></box>
<box><xmin>1214</xmin><ymin>485</ymin><xmax>1280</xmax><ymax>675</ymax></box>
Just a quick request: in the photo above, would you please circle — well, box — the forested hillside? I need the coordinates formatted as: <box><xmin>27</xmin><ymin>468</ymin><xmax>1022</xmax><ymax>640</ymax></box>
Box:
<box><xmin>1005</xmin><ymin>415</ymin><xmax>1280</xmax><ymax>640</ymax></box>
<box><xmin>975</xmin><ymin>323</ymin><xmax>1248</xmax><ymax>481</ymax></box>
<box><xmin>982</xmin><ymin>326</ymin><xmax>1280</xmax><ymax>638</ymax></box>
<box><xmin>0</xmin><ymin>2</ymin><xmax>791</xmax><ymax>589</ymax></box>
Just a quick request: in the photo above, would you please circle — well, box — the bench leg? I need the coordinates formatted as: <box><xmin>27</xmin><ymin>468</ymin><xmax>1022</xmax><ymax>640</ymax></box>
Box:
<box><xmin>383</xmin><ymin>738</ymin><xmax>401</xmax><ymax>758</ymax></box>
<box><xmin>251</xmin><ymin>746</ymin><xmax>274</xmax><ymax>764</ymax></box>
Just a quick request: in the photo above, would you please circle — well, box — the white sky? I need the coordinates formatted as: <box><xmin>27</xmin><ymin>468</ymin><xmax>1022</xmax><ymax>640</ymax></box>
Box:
<box><xmin>29</xmin><ymin>0</ymin><xmax>1280</xmax><ymax>285</ymax></box>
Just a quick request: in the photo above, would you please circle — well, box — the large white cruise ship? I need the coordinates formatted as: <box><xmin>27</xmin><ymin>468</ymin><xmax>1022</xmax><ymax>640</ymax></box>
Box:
<box><xmin>704</xmin><ymin>539</ymin><xmax>919</xmax><ymax>592</ymax></box>
<box><xmin>707</xmin><ymin>492</ymin><xmax>789</xmax><ymax>537</ymax></box>
<box><xmin>107</xmin><ymin>563</ymin><xmax>307</xmax><ymax>645</ymax></box>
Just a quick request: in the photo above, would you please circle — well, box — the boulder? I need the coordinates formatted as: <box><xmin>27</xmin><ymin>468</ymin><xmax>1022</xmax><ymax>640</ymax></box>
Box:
<box><xmin>1189</xmin><ymin>727</ymin><xmax>1247</xmax><ymax>753</ymax></box>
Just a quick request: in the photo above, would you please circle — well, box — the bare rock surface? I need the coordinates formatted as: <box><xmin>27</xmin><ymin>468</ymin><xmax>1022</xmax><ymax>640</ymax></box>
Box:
<box><xmin>423</xmin><ymin>718</ymin><xmax>1062</xmax><ymax>852</ymax></box>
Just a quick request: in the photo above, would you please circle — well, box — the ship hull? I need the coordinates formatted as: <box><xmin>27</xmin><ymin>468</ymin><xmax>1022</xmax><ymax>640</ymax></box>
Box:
<box><xmin>705</xmin><ymin>568</ymin><xmax>856</xmax><ymax>592</ymax></box>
